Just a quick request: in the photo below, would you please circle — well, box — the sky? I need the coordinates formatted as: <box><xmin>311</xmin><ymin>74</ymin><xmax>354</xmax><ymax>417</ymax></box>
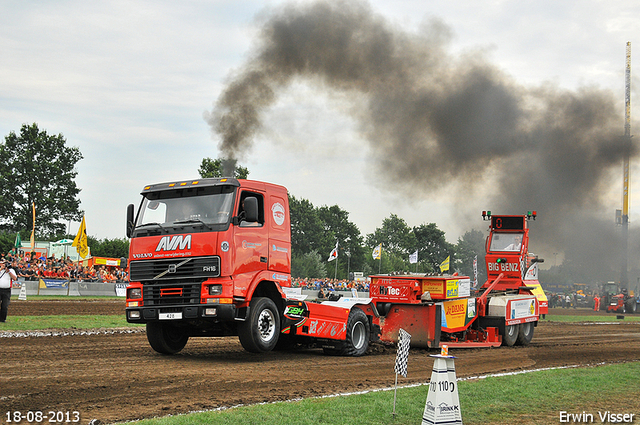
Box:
<box><xmin>1</xmin><ymin>0</ymin><xmax>639</xmax><ymax>268</ymax></box>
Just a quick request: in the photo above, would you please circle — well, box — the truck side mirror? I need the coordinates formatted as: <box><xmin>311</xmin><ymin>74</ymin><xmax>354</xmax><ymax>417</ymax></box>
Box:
<box><xmin>126</xmin><ymin>204</ymin><xmax>135</xmax><ymax>238</ymax></box>
<box><xmin>243</xmin><ymin>197</ymin><xmax>259</xmax><ymax>223</ymax></box>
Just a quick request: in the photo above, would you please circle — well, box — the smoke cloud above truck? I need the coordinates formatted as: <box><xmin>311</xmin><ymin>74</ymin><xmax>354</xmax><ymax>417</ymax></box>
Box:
<box><xmin>206</xmin><ymin>0</ymin><xmax>637</xmax><ymax>276</ymax></box>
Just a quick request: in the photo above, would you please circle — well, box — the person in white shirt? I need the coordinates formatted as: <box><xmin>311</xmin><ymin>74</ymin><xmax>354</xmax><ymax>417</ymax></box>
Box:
<box><xmin>504</xmin><ymin>234</ymin><xmax>523</xmax><ymax>251</ymax></box>
<box><xmin>0</xmin><ymin>260</ymin><xmax>17</xmax><ymax>322</ymax></box>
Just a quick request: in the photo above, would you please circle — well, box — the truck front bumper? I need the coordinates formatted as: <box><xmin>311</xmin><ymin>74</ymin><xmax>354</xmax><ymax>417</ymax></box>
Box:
<box><xmin>126</xmin><ymin>303</ymin><xmax>239</xmax><ymax>323</ymax></box>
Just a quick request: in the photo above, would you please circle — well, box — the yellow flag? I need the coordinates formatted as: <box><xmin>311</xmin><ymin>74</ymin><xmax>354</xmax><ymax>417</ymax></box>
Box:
<box><xmin>72</xmin><ymin>216</ymin><xmax>89</xmax><ymax>259</ymax></box>
<box><xmin>439</xmin><ymin>255</ymin><xmax>450</xmax><ymax>273</ymax></box>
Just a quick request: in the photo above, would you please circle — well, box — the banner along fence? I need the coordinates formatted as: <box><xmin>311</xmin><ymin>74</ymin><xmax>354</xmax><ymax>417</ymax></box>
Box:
<box><xmin>11</xmin><ymin>280</ymin><xmax>127</xmax><ymax>297</ymax></box>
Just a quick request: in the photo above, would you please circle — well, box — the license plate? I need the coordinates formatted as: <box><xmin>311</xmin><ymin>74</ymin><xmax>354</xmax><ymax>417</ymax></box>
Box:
<box><xmin>159</xmin><ymin>312</ymin><xmax>182</xmax><ymax>320</ymax></box>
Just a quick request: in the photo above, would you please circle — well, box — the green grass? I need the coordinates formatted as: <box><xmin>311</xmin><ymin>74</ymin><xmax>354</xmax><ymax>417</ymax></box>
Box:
<box><xmin>120</xmin><ymin>362</ymin><xmax>640</xmax><ymax>425</ymax></box>
<box><xmin>0</xmin><ymin>315</ymin><xmax>143</xmax><ymax>330</ymax></box>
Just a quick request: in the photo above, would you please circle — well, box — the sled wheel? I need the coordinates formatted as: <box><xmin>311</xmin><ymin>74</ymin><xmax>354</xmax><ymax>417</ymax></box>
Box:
<box><xmin>502</xmin><ymin>323</ymin><xmax>519</xmax><ymax>347</ymax></box>
<box><xmin>625</xmin><ymin>299</ymin><xmax>637</xmax><ymax>314</ymax></box>
<box><xmin>238</xmin><ymin>297</ymin><xmax>280</xmax><ymax>353</ymax></box>
<box><xmin>324</xmin><ymin>308</ymin><xmax>370</xmax><ymax>357</ymax></box>
<box><xmin>516</xmin><ymin>322</ymin><xmax>534</xmax><ymax>346</ymax></box>
<box><xmin>146</xmin><ymin>322</ymin><xmax>189</xmax><ymax>355</ymax></box>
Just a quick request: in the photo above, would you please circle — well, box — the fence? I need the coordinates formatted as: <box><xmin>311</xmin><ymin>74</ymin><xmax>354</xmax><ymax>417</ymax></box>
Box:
<box><xmin>11</xmin><ymin>280</ymin><xmax>126</xmax><ymax>297</ymax></box>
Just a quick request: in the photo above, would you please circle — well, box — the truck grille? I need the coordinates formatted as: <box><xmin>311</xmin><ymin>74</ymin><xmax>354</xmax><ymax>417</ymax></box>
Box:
<box><xmin>130</xmin><ymin>256</ymin><xmax>220</xmax><ymax>282</ymax></box>
<box><xmin>143</xmin><ymin>283</ymin><xmax>201</xmax><ymax>306</ymax></box>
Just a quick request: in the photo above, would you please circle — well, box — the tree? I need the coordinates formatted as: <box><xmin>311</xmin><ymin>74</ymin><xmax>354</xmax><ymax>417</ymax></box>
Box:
<box><xmin>291</xmin><ymin>250</ymin><xmax>327</xmax><ymax>279</ymax></box>
<box><xmin>365</xmin><ymin>214</ymin><xmax>417</xmax><ymax>256</ymax></box>
<box><xmin>199</xmin><ymin>157</ymin><xmax>249</xmax><ymax>179</ymax></box>
<box><xmin>413</xmin><ymin>223</ymin><xmax>455</xmax><ymax>272</ymax></box>
<box><xmin>289</xmin><ymin>195</ymin><xmax>331</xmax><ymax>256</ymax></box>
<box><xmin>317</xmin><ymin>205</ymin><xmax>365</xmax><ymax>277</ymax></box>
<box><xmin>455</xmin><ymin>229</ymin><xmax>487</xmax><ymax>285</ymax></box>
<box><xmin>87</xmin><ymin>236</ymin><xmax>130</xmax><ymax>259</ymax></box>
<box><xmin>0</xmin><ymin>123</ymin><xmax>83</xmax><ymax>237</ymax></box>
<box><xmin>365</xmin><ymin>214</ymin><xmax>417</xmax><ymax>274</ymax></box>
<box><xmin>365</xmin><ymin>216</ymin><xmax>455</xmax><ymax>274</ymax></box>
<box><xmin>289</xmin><ymin>196</ymin><xmax>365</xmax><ymax>280</ymax></box>
<box><xmin>0</xmin><ymin>231</ymin><xmax>16</xmax><ymax>255</ymax></box>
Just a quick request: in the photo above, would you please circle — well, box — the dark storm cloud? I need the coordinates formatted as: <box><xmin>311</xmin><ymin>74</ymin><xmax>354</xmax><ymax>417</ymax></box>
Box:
<box><xmin>207</xmin><ymin>0</ymin><xmax>635</xmax><ymax>276</ymax></box>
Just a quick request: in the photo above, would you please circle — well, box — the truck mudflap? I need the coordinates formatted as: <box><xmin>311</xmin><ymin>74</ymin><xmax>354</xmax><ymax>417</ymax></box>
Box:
<box><xmin>281</xmin><ymin>298</ymin><xmax>373</xmax><ymax>341</ymax></box>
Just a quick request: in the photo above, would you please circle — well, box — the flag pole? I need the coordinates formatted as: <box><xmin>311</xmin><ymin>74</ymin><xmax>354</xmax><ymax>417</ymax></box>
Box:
<box><xmin>392</xmin><ymin>372</ymin><xmax>399</xmax><ymax>416</ymax></box>
<box><xmin>334</xmin><ymin>240</ymin><xmax>339</xmax><ymax>280</ymax></box>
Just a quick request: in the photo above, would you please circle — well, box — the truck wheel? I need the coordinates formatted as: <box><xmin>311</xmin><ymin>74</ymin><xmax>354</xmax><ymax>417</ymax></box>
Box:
<box><xmin>516</xmin><ymin>322</ymin><xmax>534</xmax><ymax>346</ymax></box>
<box><xmin>238</xmin><ymin>297</ymin><xmax>280</xmax><ymax>353</ymax></box>
<box><xmin>502</xmin><ymin>323</ymin><xmax>519</xmax><ymax>347</ymax></box>
<box><xmin>146</xmin><ymin>322</ymin><xmax>189</xmax><ymax>355</ymax></box>
<box><xmin>323</xmin><ymin>308</ymin><xmax>370</xmax><ymax>356</ymax></box>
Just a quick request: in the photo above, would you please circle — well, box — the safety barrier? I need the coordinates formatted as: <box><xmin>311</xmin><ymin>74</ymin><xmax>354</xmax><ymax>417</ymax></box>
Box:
<box><xmin>11</xmin><ymin>280</ymin><xmax>126</xmax><ymax>297</ymax></box>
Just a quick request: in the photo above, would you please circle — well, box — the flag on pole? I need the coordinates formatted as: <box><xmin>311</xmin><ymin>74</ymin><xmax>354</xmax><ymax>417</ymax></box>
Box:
<box><xmin>409</xmin><ymin>250</ymin><xmax>418</xmax><ymax>264</ymax></box>
<box><xmin>439</xmin><ymin>255</ymin><xmax>450</xmax><ymax>273</ymax></box>
<box><xmin>327</xmin><ymin>241</ymin><xmax>338</xmax><ymax>262</ymax></box>
<box><xmin>72</xmin><ymin>215</ymin><xmax>89</xmax><ymax>259</ymax></box>
<box><xmin>372</xmin><ymin>243</ymin><xmax>382</xmax><ymax>260</ymax></box>
<box><xmin>14</xmin><ymin>233</ymin><xmax>21</xmax><ymax>252</ymax></box>
<box><xmin>30</xmin><ymin>202</ymin><xmax>35</xmax><ymax>251</ymax></box>
<box><xmin>394</xmin><ymin>328</ymin><xmax>412</xmax><ymax>377</ymax></box>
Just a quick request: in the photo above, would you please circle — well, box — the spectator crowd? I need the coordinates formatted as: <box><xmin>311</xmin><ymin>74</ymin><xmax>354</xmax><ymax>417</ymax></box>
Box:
<box><xmin>292</xmin><ymin>277</ymin><xmax>369</xmax><ymax>293</ymax></box>
<box><xmin>1</xmin><ymin>251</ymin><xmax>128</xmax><ymax>284</ymax></box>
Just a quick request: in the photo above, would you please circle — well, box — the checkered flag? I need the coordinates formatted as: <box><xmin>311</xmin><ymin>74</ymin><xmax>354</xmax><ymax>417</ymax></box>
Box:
<box><xmin>394</xmin><ymin>328</ymin><xmax>411</xmax><ymax>377</ymax></box>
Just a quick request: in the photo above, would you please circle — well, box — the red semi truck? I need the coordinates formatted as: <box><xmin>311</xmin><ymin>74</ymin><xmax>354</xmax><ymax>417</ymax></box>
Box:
<box><xmin>125</xmin><ymin>178</ymin><xmax>541</xmax><ymax>355</ymax></box>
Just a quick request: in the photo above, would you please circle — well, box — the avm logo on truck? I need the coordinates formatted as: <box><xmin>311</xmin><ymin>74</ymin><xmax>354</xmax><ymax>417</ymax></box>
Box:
<box><xmin>155</xmin><ymin>235</ymin><xmax>192</xmax><ymax>252</ymax></box>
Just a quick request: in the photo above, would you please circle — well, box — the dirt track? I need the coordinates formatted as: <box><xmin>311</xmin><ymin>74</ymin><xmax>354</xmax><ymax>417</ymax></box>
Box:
<box><xmin>2</xmin><ymin>301</ymin><xmax>640</xmax><ymax>424</ymax></box>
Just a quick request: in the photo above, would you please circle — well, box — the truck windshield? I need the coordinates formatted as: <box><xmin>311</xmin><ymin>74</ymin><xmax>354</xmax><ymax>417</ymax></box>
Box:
<box><xmin>136</xmin><ymin>185</ymin><xmax>235</xmax><ymax>229</ymax></box>
<box><xmin>489</xmin><ymin>232</ymin><xmax>524</xmax><ymax>252</ymax></box>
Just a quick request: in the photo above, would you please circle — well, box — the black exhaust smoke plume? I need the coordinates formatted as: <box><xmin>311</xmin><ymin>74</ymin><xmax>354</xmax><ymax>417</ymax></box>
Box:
<box><xmin>207</xmin><ymin>0</ymin><xmax>637</xmax><ymax>280</ymax></box>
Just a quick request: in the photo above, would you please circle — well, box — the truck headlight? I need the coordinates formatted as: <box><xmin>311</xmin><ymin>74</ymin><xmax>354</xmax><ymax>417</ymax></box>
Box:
<box><xmin>128</xmin><ymin>287</ymin><xmax>142</xmax><ymax>299</ymax></box>
<box><xmin>208</xmin><ymin>284</ymin><xmax>223</xmax><ymax>296</ymax></box>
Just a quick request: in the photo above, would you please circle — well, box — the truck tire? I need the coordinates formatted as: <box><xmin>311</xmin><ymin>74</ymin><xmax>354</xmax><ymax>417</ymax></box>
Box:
<box><xmin>501</xmin><ymin>323</ymin><xmax>519</xmax><ymax>347</ymax></box>
<box><xmin>516</xmin><ymin>322</ymin><xmax>534</xmax><ymax>346</ymax></box>
<box><xmin>238</xmin><ymin>297</ymin><xmax>280</xmax><ymax>353</ymax></box>
<box><xmin>323</xmin><ymin>308</ymin><xmax>370</xmax><ymax>357</ymax></box>
<box><xmin>146</xmin><ymin>322</ymin><xmax>189</xmax><ymax>355</ymax></box>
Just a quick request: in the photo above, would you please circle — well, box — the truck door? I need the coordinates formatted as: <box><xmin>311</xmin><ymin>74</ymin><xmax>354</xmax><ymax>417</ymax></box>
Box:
<box><xmin>267</xmin><ymin>192</ymin><xmax>290</xmax><ymax>274</ymax></box>
<box><xmin>233</xmin><ymin>190</ymin><xmax>268</xmax><ymax>296</ymax></box>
